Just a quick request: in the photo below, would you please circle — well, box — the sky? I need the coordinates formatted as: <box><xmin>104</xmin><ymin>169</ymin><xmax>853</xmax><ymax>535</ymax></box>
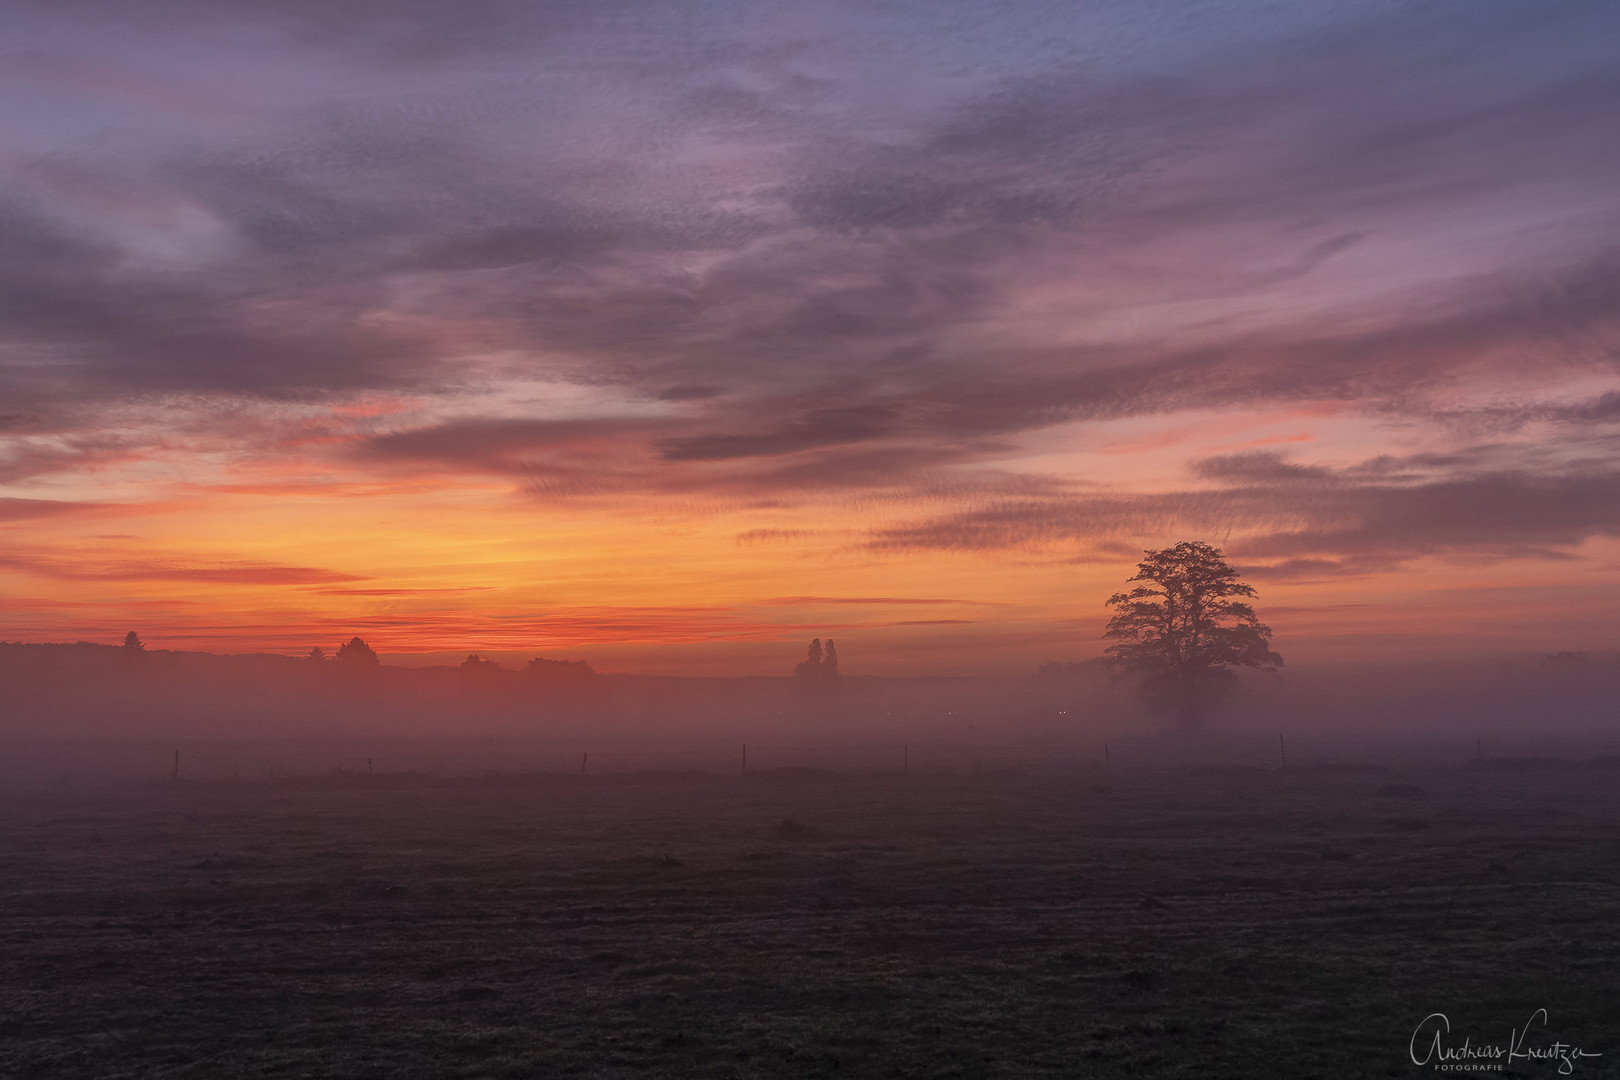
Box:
<box><xmin>2</xmin><ymin>0</ymin><xmax>1619</xmax><ymax>675</ymax></box>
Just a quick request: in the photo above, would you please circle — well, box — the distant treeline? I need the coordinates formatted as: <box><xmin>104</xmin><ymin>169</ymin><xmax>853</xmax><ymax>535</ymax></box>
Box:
<box><xmin>0</xmin><ymin>640</ymin><xmax>597</xmax><ymax>685</ymax></box>
<box><xmin>0</xmin><ymin>640</ymin><xmax>603</xmax><ymax>736</ymax></box>
<box><xmin>1</xmin><ymin>640</ymin><xmax>1616</xmax><ymax>742</ymax></box>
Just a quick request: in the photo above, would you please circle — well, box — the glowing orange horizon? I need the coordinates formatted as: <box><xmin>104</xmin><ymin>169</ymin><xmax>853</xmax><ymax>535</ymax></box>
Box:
<box><xmin>6</xmin><ymin>396</ymin><xmax>1617</xmax><ymax>677</ymax></box>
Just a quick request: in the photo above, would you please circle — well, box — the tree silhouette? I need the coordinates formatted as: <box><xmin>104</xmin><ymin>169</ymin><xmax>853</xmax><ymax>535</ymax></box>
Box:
<box><xmin>122</xmin><ymin>631</ymin><xmax>145</xmax><ymax>652</ymax></box>
<box><xmin>523</xmin><ymin>655</ymin><xmax>597</xmax><ymax>696</ymax></box>
<box><xmin>1104</xmin><ymin>541</ymin><xmax>1281</xmax><ymax>730</ymax></box>
<box><xmin>306</xmin><ymin>646</ymin><xmax>327</xmax><ymax>662</ymax></box>
<box><xmin>458</xmin><ymin>653</ymin><xmax>504</xmax><ymax>693</ymax></box>
<box><xmin>793</xmin><ymin>637</ymin><xmax>840</xmax><ymax>695</ymax></box>
<box><xmin>334</xmin><ymin>636</ymin><xmax>380</xmax><ymax>666</ymax></box>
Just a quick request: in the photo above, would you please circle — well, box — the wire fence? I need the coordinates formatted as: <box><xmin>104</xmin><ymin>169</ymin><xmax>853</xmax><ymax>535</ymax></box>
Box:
<box><xmin>2</xmin><ymin>732</ymin><xmax>1616</xmax><ymax>790</ymax></box>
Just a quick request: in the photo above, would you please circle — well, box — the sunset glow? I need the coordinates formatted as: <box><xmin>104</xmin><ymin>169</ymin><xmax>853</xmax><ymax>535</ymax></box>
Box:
<box><xmin>4</xmin><ymin>1</ymin><xmax>1619</xmax><ymax>673</ymax></box>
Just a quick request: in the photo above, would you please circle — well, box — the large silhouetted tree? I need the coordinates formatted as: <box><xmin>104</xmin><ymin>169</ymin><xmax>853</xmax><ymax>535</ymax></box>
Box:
<box><xmin>1104</xmin><ymin>541</ymin><xmax>1281</xmax><ymax>730</ymax></box>
<box><xmin>335</xmin><ymin>636</ymin><xmax>380</xmax><ymax>667</ymax></box>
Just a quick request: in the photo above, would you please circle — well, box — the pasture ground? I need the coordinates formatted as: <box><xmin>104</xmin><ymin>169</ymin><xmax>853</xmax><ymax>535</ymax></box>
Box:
<box><xmin>1</xmin><ymin>758</ymin><xmax>1615</xmax><ymax>1078</ymax></box>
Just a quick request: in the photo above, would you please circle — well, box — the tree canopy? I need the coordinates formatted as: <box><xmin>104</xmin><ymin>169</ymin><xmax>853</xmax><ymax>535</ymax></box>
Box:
<box><xmin>334</xmin><ymin>636</ymin><xmax>380</xmax><ymax>666</ymax></box>
<box><xmin>793</xmin><ymin>637</ymin><xmax>840</xmax><ymax>695</ymax></box>
<box><xmin>1103</xmin><ymin>541</ymin><xmax>1281</xmax><ymax>729</ymax></box>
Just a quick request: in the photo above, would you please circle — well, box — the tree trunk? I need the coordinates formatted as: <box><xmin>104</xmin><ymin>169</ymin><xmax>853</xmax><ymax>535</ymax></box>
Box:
<box><xmin>1177</xmin><ymin>670</ymin><xmax>1202</xmax><ymax>731</ymax></box>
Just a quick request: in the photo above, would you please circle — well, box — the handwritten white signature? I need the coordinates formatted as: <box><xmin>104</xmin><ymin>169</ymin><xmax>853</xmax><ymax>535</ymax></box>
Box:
<box><xmin>1410</xmin><ymin>1010</ymin><xmax>1601</xmax><ymax>1075</ymax></box>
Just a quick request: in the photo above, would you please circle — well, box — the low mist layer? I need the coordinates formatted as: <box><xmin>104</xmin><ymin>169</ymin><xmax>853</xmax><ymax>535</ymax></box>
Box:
<box><xmin>3</xmin><ymin>641</ymin><xmax>1615</xmax><ymax>749</ymax></box>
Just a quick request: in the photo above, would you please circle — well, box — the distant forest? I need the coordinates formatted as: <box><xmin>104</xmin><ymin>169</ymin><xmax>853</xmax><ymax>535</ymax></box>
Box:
<box><xmin>1</xmin><ymin>637</ymin><xmax>1616</xmax><ymax>742</ymax></box>
<box><xmin>0</xmin><ymin>635</ymin><xmax>895</xmax><ymax>737</ymax></box>
<box><xmin>0</xmin><ymin>638</ymin><xmax>604</xmax><ymax>736</ymax></box>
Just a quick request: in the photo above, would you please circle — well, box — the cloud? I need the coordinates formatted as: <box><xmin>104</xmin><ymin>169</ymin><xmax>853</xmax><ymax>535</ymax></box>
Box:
<box><xmin>867</xmin><ymin>443</ymin><xmax>1620</xmax><ymax>573</ymax></box>
<box><xmin>124</xmin><ymin>564</ymin><xmax>368</xmax><ymax>584</ymax></box>
<box><xmin>362</xmin><ymin>417</ymin><xmax>668</xmax><ymax>469</ymax></box>
<box><xmin>1233</xmin><ymin>559</ymin><xmax>1356</xmax><ymax>581</ymax></box>
<box><xmin>4</xmin><ymin>0</ymin><xmax>1620</xmax><ymax>542</ymax></box>
<box><xmin>735</xmin><ymin>529</ymin><xmax>807</xmax><ymax>545</ymax></box>
<box><xmin>0</xmin><ymin>498</ymin><xmax>111</xmax><ymax>521</ymax></box>
<box><xmin>1193</xmin><ymin>452</ymin><xmax>1337</xmax><ymax>486</ymax></box>
<box><xmin>660</xmin><ymin>403</ymin><xmax>904</xmax><ymax>461</ymax></box>
<box><xmin>0</xmin><ymin>1</ymin><xmax>1611</xmax><ymax>415</ymax></box>
<box><xmin>0</xmin><ymin>427</ymin><xmax>156</xmax><ymax>483</ymax></box>
<box><xmin>314</xmin><ymin>586</ymin><xmax>495</xmax><ymax>596</ymax></box>
<box><xmin>765</xmin><ymin>596</ymin><xmax>983</xmax><ymax>606</ymax></box>
<box><xmin>0</xmin><ymin>554</ymin><xmax>366</xmax><ymax>584</ymax></box>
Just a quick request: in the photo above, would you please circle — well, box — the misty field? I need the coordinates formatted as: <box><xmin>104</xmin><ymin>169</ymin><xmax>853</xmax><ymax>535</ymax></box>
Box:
<box><xmin>1</xmin><ymin>757</ymin><xmax>1616</xmax><ymax>1078</ymax></box>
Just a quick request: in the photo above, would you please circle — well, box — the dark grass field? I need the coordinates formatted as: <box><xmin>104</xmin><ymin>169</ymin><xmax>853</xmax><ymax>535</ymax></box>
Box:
<box><xmin>2</xmin><ymin>760</ymin><xmax>1616</xmax><ymax>1078</ymax></box>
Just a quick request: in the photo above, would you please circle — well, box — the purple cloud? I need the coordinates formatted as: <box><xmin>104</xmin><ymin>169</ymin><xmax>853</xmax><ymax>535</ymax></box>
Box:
<box><xmin>2</xmin><ymin>0</ymin><xmax>1619</xmax><ymax>545</ymax></box>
